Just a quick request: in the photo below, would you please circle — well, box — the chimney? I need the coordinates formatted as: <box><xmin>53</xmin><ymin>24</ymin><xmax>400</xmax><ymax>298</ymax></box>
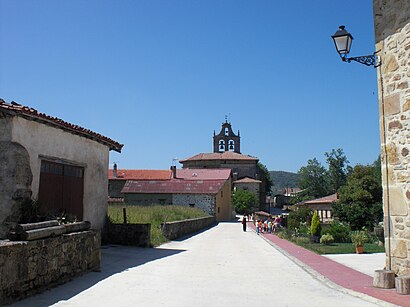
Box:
<box><xmin>170</xmin><ymin>166</ymin><xmax>177</xmax><ymax>179</ymax></box>
<box><xmin>113</xmin><ymin>162</ymin><xmax>118</xmax><ymax>178</ymax></box>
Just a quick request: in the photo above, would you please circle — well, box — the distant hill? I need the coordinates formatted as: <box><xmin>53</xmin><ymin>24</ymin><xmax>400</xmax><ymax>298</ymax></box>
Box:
<box><xmin>269</xmin><ymin>170</ymin><xmax>300</xmax><ymax>195</ymax></box>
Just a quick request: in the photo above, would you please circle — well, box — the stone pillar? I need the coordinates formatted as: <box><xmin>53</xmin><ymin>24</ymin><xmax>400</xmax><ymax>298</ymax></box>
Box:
<box><xmin>373</xmin><ymin>0</ymin><xmax>410</xmax><ymax>276</ymax></box>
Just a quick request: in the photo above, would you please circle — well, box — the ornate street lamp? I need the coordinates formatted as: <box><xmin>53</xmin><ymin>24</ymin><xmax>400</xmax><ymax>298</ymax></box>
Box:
<box><xmin>332</xmin><ymin>25</ymin><xmax>380</xmax><ymax>67</ymax></box>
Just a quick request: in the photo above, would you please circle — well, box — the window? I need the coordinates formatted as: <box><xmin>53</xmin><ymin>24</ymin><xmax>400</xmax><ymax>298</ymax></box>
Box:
<box><xmin>221</xmin><ymin>191</ymin><xmax>223</xmax><ymax>197</ymax></box>
<box><xmin>189</xmin><ymin>204</ymin><xmax>195</xmax><ymax>208</ymax></box>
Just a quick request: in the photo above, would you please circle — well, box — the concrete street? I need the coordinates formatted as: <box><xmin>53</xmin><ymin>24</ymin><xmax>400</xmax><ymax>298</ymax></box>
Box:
<box><xmin>13</xmin><ymin>222</ymin><xmax>381</xmax><ymax>307</ymax></box>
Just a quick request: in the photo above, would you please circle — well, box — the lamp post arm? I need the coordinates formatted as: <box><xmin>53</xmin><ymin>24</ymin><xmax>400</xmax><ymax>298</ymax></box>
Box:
<box><xmin>342</xmin><ymin>52</ymin><xmax>381</xmax><ymax>67</ymax></box>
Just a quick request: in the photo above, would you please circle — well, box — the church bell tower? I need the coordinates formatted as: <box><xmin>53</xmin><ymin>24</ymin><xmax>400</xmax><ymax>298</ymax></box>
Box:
<box><xmin>213</xmin><ymin>118</ymin><xmax>241</xmax><ymax>154</ymax></box>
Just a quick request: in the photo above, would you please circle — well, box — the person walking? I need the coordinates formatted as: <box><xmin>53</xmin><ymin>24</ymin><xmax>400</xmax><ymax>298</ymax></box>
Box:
<box><xmin>242</xmin><ymin>215</ymin><xmax>247</xmax><ymax>232</ymax></box>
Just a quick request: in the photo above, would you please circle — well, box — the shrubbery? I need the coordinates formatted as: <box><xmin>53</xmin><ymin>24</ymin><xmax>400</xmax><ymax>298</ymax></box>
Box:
<box><xmin>326</xmin><ymin>221</ymin><xmax>351</xmax><ymax>243</ymax></box>
<box><xmin>320</xmin><ymin>234</ymin><xmax>334</xmax><ymax>245</ymax></box>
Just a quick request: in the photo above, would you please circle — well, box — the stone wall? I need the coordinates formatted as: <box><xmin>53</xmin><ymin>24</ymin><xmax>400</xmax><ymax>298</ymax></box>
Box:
<box><xmin>173</xmin><ymin>194</ymin><xmax>216</xmax><ymax>216</ymax></box>
<box><xmin>161</xmin><ymin>216</ymin><xmax>217</xmax><ymax>240</ymax></box>
<box><xmin>0</xmin><ymin>230</ymin><xmax>100</xmax><ymax>305</ymax></box>
<box><xmin>373</xmin><ymin>0</ymin><xmax>410</xmax><ymax>275</ymax></box>
<box><xmin>102</xmin><ymin>223</ymin><xmax>150</xmax><ymax>247</ymax></box>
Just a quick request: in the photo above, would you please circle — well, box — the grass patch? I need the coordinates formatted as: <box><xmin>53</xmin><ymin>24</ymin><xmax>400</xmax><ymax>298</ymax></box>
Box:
<box><xmin>108</xmin><ymin>205</ymin><xmax>210</xmax><ymax>246</ymax></box>
<box><xmin>293</xmin><ymin>241</ymin><xmax>385</xmax><ymax>254</ymax></box>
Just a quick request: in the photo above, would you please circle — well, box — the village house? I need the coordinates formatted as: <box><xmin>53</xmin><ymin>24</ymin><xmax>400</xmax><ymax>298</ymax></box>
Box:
<box><xmin>119</xmin><ymin>168</ymin><xmax>233</xmax><ymax>221</ymax></box>
<box><xmin>108</xmin><ymin>164</ymin><xmax>172</xmax><ymax>200</ymax></box>
<box><xmin>292</xmin><ymin>193</ymin><xmax>338</xmax><ymax>224</ymax></box>
<box><xmin>0</xmin><ymin>99</ymin><xmax>123</xmax><ymax>238</ymax></box>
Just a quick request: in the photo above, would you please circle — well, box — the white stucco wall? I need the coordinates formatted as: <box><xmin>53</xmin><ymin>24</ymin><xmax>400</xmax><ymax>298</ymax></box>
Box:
<box><xmin>10</xmin><ymin>117</ymin><xmax>110</xmax><ymax>230</ymax></box>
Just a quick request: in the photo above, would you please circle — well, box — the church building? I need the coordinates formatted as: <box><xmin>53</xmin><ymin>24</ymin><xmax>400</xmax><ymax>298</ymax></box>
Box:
<box><xmin>180</xmin><ymin>120</ymin><xmax>266</xmax><ymax>208</ymax></box>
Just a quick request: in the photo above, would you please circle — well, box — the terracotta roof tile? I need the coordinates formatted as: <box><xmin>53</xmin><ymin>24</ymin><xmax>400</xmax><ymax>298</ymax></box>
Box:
<box><xmin>109</xmin><ymin>169</ymin><xmax>172</xmax><ymax>180</ymax></box>
<box><xmin>233</xmin><ymin>177</ymin><xmax>262</xmax><ymax>183</ymax></box>
<box><xmin>180</xmin><ymin>152</ymin><xmax>258</xmax><ymax>162</ymax></box>
<box><xmin>176</xmin><ymin>168</ymin><xmax>231</xmax><ymax>180</ymax></box>
<box><xmin>0</xmin><ymin>99</ymin><xmax>123</xmax><ymax>152</ymax></box>
<box><xmin>121</xmin><ymin>179</ymin><xmax>227</xmax><ymax>194</ymax></box>
<box><xmin>296</xmin><ymin>193</ymin><xmax>339</xmax><ymax>206</ymax></box>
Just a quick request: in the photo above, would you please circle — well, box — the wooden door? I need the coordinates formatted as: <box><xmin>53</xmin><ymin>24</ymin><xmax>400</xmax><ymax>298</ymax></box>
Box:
<box><xmin>38</xmin><ymin>160</ymin><xmax>84</xmax><ymax>220</ymax></box>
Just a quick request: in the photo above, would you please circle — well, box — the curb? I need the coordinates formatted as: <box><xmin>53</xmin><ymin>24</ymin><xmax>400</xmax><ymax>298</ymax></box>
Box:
<box><xmin>253</xmin><ymin>227</ymin><xmax>399</xmax><ymax>307</ymax></box>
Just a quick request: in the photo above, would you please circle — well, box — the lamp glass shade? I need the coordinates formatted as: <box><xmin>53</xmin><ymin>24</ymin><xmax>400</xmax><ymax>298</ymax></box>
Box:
<box><xmin>332</xmin><ymin>26</ymin><xmax>353</xmax><ymax>55</ymax></box>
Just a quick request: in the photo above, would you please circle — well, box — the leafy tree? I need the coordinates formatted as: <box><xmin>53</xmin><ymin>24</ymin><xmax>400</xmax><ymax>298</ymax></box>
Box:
<box><xmin>310</xmin><ymin>210</ymin><xmax>322</xmax><ymax>237</ymax></box>
<box><xmin>332</xmin><ymin>164</ymin><xmax>383</xmax><ymax>230</ymax></box>
<box><xmin>287</xmin><ymin>206</ymin><xmax>313</xmax><ymax>230</ymax></box>
<box><xmin>298</xmin><ymin>158</ymin><xmax>329</xmax><ymax>198</ymax></box>
<box><xmin>232</xmin><ymin>189</ymin><xmax>258</xmax><ymax>214</ymax></box>
<box><xmin>325</xmin><ymin>148</ymin><xmax>350</xmax><ymax>193</ymax></box>
<box><xmin>372</xmin><ymin>155</ymin><xmax>382</xmax><ymax>186</ymax></box>
<box><xmin>257</xmin><ymin>162</ymin><xmax>273</xmax><ymax>195</ymax></box>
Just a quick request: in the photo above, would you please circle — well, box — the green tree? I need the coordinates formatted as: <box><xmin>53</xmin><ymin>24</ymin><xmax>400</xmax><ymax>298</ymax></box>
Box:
<box><xmin>371</xmin><ymin>155</ymin><xmax>382</xmax><ymax>186</ymax></box>
<box><xmin>287</xmin><ymin>206</ymin><xmax>313</xmax><ymax>230</ymax></box>
<box><xmin>332</xmin><ymin>164</ymin><xmax>383</xmax><ymax>230</ymax></box>
<box><xmin>298</xmin><ymin>158</ymin><xmax>329</xmax><ymax>198</ymax></box>
<box><xmin>257</xmin><ymin>162</ymin><xmax>273</xmax><ymax>195</ymax></box>
<box><xmin>325</xmin><ymin>148</ymin><xmax>350</xmax><ymax>193</ymax></box>
<box><xmin>232</xmin><ymin>189</ymin><xmax>258</xmax><ymax>214</ymax></box>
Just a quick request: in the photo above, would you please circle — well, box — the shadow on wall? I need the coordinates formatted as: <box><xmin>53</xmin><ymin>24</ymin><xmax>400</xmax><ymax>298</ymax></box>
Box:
<box><xmin>11</xmin><ymin>245</ymin><xmax>185</xmax><ymax>307</ymax></box>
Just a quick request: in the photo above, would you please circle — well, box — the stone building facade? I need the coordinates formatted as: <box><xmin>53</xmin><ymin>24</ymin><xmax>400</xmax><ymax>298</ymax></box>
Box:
<box><xmin>233</xmin><ymin>177</ymin><xmax>262</xmax><ymax>199</ymax></box>
<box><xmin>121</xmin><ymin>168</ymin><xmax>233</xmax><ymax>221</ymax></box>
<box><xmin>373</xmin><ymin>0</ymin><xmax>410</xmax><ymax>275</ymax></box>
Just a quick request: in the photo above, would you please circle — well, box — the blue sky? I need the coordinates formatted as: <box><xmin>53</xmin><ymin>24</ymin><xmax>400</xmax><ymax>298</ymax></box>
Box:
<box><xmin>0</xmin><ymin>0</ymin><xmax>379</xmax><ymax>172</ymax></box>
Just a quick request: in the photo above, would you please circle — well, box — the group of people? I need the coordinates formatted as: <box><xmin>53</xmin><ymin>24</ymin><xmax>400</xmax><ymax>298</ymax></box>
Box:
<box><xmin>241</xmin><ymin>214</ymin><xmax>282</xmax><ymax>234</ymax></box>
<box><xmin>255</xmin><ymin>216</ymin><xmax>282</xmax><ymax>234</ymax></box>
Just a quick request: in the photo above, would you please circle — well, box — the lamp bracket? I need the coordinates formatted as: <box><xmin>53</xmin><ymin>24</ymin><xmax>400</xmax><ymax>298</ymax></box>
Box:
<box><xmin>341</xmin><ymin>51</ymin><xmax>381</xmax><ymax>68</ymax></box>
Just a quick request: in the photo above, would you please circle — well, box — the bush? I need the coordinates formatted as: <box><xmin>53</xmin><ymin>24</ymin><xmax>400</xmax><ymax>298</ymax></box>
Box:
<box><xmin>320</xmin><ymin>234</ymin><xmax>334</xmax><ymax>245</ymax></box>
<box><xmin>277</xmin><ymin>229</ymin><xmax>293</xmax><ymax>240</ymax></box>
<box><xmin>298</xmin><ymin>222</ymin><xmax>309</xmax><ymax>235</ymax></box>
<box><xmin>327</xmin><ymin>221</ymin><xmax>351</xmax><ymax>243</ymax></box>
<box><xmin>294</xmin><ymin>236</ymin><xmax>310</xmax><ymax>245</ymax></box>
<box><xmin>287</xmin><ymin>207</ymin><xmax>313</xmax><ymax>230</ymax></box>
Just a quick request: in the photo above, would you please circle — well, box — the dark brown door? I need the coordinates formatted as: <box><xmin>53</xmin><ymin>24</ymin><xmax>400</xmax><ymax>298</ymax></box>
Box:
<box><xmin>38</xmin><ymin>160</ymin><xmax>84</xmax><ymax>220</ymax></box>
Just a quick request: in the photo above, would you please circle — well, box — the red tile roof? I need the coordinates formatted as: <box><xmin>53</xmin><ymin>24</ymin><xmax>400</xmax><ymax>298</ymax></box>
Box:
<box><xmin>295</xmin><ymin>193</ymin><xmax>339</xmax><ymax>206</ymax></box>
<box><xmin>109</xmin><ymin>169</ymin><xmax>172</xmax><ymax>180</ymax></box>
<box><xmin>0</xmin><ymin>99</ymin><xmax>123</xmax><ymax>152</ymax></box>
<box><xmin>233</xmin><ymin>177</ymin><xmax>262</xmax><ymax>183</ymax></box>
<box><xmin>176</xmin><ymin>168</ymin><xmax>231</xmax><ymax>180</ymax></box>
<box><xmin>121</xmin><ymin>179</ymin><xmax>227</xmax><ymax>194</ymax></box>
<box><xmin>180</xmin><ymin>152</ymin><xmax>258</xmax><ymax>162</ymax></box>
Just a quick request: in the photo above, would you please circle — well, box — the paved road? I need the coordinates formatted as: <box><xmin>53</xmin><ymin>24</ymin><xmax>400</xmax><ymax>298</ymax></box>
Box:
<box><xmin>14</xmin><ymin>222</ymin><xmax>381</xmax><ymax>307</ymax></box>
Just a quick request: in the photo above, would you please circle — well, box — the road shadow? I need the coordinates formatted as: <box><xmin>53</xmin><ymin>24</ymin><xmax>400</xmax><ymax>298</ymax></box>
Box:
<box><xmin>11</xmin><ymin>245</ymin><xmax>185</xmax><ymax>307</ymax></box>
<box><xmin>171</xmin><ymin>223</ymin><xmax>219</xmax><ymax>242</ymax></box>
